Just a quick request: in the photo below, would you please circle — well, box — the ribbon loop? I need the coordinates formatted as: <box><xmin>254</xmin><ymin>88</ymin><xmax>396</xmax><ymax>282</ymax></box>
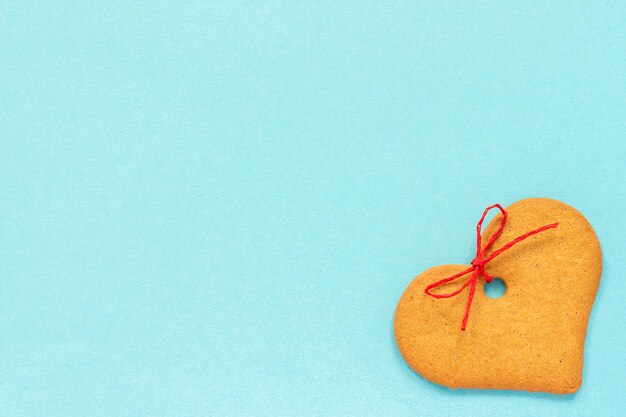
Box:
<box><xmin>424</xmin><ymin>204</ymin><xmax>558</xmax><ymax>331</ymax></box>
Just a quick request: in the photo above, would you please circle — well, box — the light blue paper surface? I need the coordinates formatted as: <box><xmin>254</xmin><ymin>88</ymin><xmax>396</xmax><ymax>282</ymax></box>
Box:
<box><xmin>1</xmin><ymin>2</ymin><xmax>625</xmax><ymax>416</ymax></box>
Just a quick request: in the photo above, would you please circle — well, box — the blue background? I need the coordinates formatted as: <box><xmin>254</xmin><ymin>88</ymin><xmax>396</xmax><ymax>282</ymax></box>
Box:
<box><xmin>1</xmin><ymin>2</ymin><xmax>625</xmax><ymax>416</ymax></box>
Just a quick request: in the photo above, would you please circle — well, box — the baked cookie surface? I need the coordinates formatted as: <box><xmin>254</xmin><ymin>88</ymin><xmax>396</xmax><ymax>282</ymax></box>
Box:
<box><xmin>393</xmin><ymin>198</ymin><xmax>602</xmax><ymax>394</ymax></box>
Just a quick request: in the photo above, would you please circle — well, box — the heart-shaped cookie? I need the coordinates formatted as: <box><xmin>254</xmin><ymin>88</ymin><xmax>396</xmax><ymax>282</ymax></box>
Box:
<box><xmin>394</xmin><ymin>198</ymin><xmax>602</xmax><ymax>394</ymax></box>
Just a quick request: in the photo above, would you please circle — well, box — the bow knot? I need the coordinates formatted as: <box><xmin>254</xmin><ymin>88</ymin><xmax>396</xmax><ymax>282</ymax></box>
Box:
<box><xmin>424</xmin><ymin>204</ymin><xmax>558</xmax><ymax>331</ymax></box>
<box><xmin>470</xmin><ymin>258</ymin><xmax>485</xmax><ymax>267</ymax></box>
<box><xmin>470</xmin><ymin>257</ymin><xmax>492</xmax><ymax>281</ymax></box>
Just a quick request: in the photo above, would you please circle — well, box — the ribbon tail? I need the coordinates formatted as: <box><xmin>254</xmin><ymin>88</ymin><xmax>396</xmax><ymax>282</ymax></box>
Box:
<box><xmin>460</xmin><ymin>269</ymin><xmax>479</xmax><ymax>331</ymax></box>
<box><xmin>484</xmin><ymin>222</ymin><xmax>559</xmax><ymax>263</ymax></box>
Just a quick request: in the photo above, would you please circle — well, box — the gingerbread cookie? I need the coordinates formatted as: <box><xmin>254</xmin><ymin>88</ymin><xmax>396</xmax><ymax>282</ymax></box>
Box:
<box><xmin>394</xmin><ymin>198</ymin><xmax>602</xmax><ymax>394</ymax></box>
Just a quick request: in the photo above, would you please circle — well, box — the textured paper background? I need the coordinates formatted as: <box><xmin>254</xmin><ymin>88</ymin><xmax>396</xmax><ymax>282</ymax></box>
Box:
<box><xmin>1</xmin><ymin>2</ymin><xmax>625</xmax><ymax>416</ymax></box>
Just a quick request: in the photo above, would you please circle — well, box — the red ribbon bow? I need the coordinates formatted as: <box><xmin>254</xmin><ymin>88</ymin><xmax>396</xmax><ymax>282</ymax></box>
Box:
<box><xmin>424</xmin><ymin>204</ymin><xmax>558</xmax><ymax>331</ymax></box>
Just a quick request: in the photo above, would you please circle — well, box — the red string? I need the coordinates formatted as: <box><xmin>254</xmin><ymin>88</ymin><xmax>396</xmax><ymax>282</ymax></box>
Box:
<box><xmin>424</xmin><ymin>204</ymin><xmax>558</xmax><ymax>331</ymax></box>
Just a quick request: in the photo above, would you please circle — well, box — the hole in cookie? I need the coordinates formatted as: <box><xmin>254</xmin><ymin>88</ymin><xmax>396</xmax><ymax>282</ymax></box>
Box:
<box><xmin>484</xmin><ymin>278</ymin><xmax>506</xmax><ymax>299</ymax></box>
